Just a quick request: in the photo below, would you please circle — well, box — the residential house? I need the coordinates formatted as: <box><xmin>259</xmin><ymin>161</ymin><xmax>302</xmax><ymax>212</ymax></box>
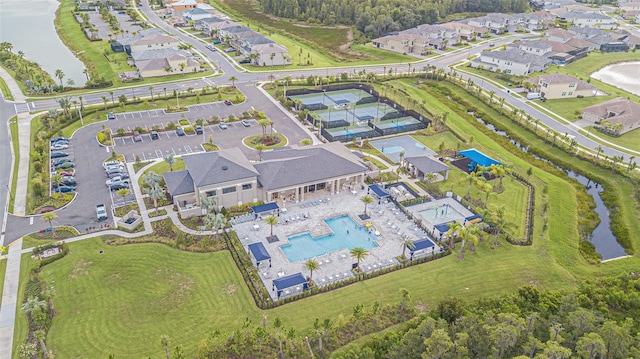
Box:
<box><xmin>636</xmin><ymin>13</ymin><xmax>640</xmax><ymax>23</ymax></box>
<box><xmin>250</xmin><ymin>43</ymin><xmax>291</xmax><ymax>66</ymax></box>
<box><xmin>207</xmin><ymin>20</ymin><xmax>237</xmax><ymax>37</ymax></box>
<box><xmin>131</xmin><ymin>48</ymin><xmax>193</xmax><ymax>62</ymax></box>
<box><xmin>194</xmin><ymin>16</ymin><xmax>225</xmax><ymax>32</ymax></box>
<box><xmin>164</xmin><ymin>143</ymin><xmax>368</xmax><ymax>218</ymax></box>
<box><xmin>237</xmin><ymin>34</ymin><xmax>274</xmax><ymax>55</ymax></box>
<box><xmin>129</xmin><ymin>34</ymin><xmax>181</xmax><ymax>54</ymax></box>
<box><xmin>465</xmin><ymin>13</ymin><xmax>511</xmax><ymax>34</ymax></box>
<box><xmin>534</xmin><ymin>74</ymin><xmax>597</xmax><ymax>99</ymax></box>
<box><xmin>517</xmin><ymin>40</ymin><xmax>553</xmax><ymax>55</ymax></box>
<box><xmin>136</xmin><ymin>54</ymin><xmax>199</xmax><ymax>78</ymax></box>
<box><xmin>545</xmin><ymin>28</ymin><xmax>574</xmax><ymax>44</ymax></box>
<box><xmin>169</xmin><ymin>0</ymin><xmax>198</xmax><ymax>12</ymax></box>
<box><xmin>558</xmin><ymin>11</ymin><xmax>617</xmax><ymax>29</ymax></box>
<box><xmin>471</xmin><ymin>48</ymin><xmax>551</xmax><ymax>75</ymax></box>
<box><xmin>401</xmin><ymin>24</ymin><xmax>459</xmax><ymax>49</ymax></box>
<box><xmin>439</xmin><ymin>22</ymin><xmax>479</xmax><ymax>41</ymax></box>
<box><xmin>601</xmin><ymin>42</ymin><xmax>630</xmax><ymax>52</ymax></box>
<box><xmin>521</xmin><ymin>13</ymin><xmax>547</xmax><ymax>31</ymax></box>
<box><xmin>110</xmin><ymin>28</ymin><xmax>164</xmax><ymax>53</ymax></box>
<box><xmin>218</xmin><ymin>25</ymin><xmax>252</xmax><ymax>43</ymax></box>
<box><xmin>372</xmin><ymin>34</ymin><xmax>431</xmax><ymax>54</ymax></box>
<box><xmin>183</xmin><ymin>8</ymin><xmax>212</xmax><ymax>23</ymax></box>
<box><xmin>582</xmin><ymin>98</ymin><xmax>640</xmax><ymax>134</ymax></box>
<box><xmin>620</xmin><ymin>1</ymin><xmax>640</xmax><ymax>11</ymax></box>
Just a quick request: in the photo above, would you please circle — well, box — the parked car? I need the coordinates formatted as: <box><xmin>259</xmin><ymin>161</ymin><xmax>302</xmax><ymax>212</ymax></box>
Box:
<box><xmin>61</xmin><ymin>177</ymin><xmax>77</xmax><ymax>186</ymax></box>
<box><xmin>58</xmin><ymin>170</ymin><xmax>75</xmax><ymax>177</ymax></box>
<box><xmin>150</xmin><ymin>131</ymin><xmax>159</xmax><ymax>140</ymax></box>
<box><xmin>50</xmin><ymin>152</ymin><xmax>68</xmax><ymax>158</ymax></box>
<box><xmin>218</xmin><ymin>123</ymin><xmax>228</xmax><ymax>130</ymax></box>
<box><xmin>96</xmin><ymin>204</ymin><xmax>108</xmax><ymax>220</ymax></box>
<box><xmin>54</xmin><ymin>186</ymin><xmax>76</xmax><ymax>193</ymax></box>
<box><xmin>133</xmin><ymin>131</ymin><xmax>142</xmax><ymax>142</ymax></box>
<box><xmin>50</xmin><ymin>136</ymin><xmax>69</xmax><ymax>143</ymax></box>
<box><xmin>106</xmin><ymin>176</ymin><xmax>129</xmax><ymax>187</ymax></box>
<box><xmin>50</xmin><ymin>143</ymin><xmax>69</xmax><ymax>150</ymax></box>
<box><xmin>107</xmin><ymin>172</ymin><xmax>129</xmax><ymax>180</ymax></box>
<box><xmin>109</xmin><ymin>182</ymin><xmax>129</xmax><ymax>191</ymax></box>
<box><xmin>53</xmin><ymin>159</ymin><xmax>73</xmax><ymax>166</ymax></box>
<box><xmin>107</xmin><ymin>112</ymin><xmax>116</xmax><ymax>120</ymax></box>
<box><xmin>194</xmin><ymin>125</ymin><xmax>203</xmax><ymax>135</ymax></box>
<box><xmin>224</xmin><ymin>99</ymin><xmax>233</xmax><ymax>106</ymax></box>
<box><xmin>103</xmin><ymin>160</ymin><xmax>123</xmax><ymax>169</ymax></box>
<box><xmin>488</xmin><ymin>43</ymin><xmax>495</xmax><ymax>47</ymax></box>
<box><xmin>224</xmin><ymin>47</ymin><xmax>235</xmax><ymax>53</ymax></box>
<box><xmin>239</xmin><ymin>58</ymin><xmax>250</xmax><ymax>64</ymax></box>
<box><xmin>241</xmin><ymin>120</ymin><xmax>251</xmax><ymax>127</ymax></box>
<box><xmin>176</xmin><ymin>126</ymin><xmax>185</xmax><ymax>136</ymax></box>
<box><xmin>54</xmin><ymin>162</ymin><xmax>75</xmax><ymax>170</ymax></box>
<box><xmin>213</xmin><ymin>40</ymin><xmax>221</xmax><ymax>45</ymax></box>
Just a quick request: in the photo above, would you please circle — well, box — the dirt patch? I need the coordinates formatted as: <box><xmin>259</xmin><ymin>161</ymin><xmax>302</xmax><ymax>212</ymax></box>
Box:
<box><xmin>216</xmin><ymin>283</ymin><xmax>237</xmax><ymax>296</ymax></box>
<box><xmin>37</xmin><ymin>206</ymin><xmax>56</xmax><ymax>214</ymax></box>
<box><xmin>69</xmin><ymin>258</ymin><xmax>93</xmax><ymax>279</ymax></box>
<box><xmin>156</xmin><ymin>268</ymin><xmax>195</xmax><ymax>307</ymax></box>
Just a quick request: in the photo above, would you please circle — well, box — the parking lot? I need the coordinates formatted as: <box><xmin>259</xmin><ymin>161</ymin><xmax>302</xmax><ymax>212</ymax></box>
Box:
<box><xmin>108</xmin><ymin>118</ymin><xmax>260</xmax><ymax>163</ymax></box>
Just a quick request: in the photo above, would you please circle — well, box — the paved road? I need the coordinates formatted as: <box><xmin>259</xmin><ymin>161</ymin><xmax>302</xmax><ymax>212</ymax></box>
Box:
<box><xmin>0</xmin><ymin>97</ymin><xmax>15</xmax><ymax>246</ymax></box>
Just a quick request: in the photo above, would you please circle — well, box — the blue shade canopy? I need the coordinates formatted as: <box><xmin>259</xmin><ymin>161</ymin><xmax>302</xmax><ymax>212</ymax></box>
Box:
<box><xmin>410</xmin><ymin>238</ymin><xmax>436</xmax><ymax>252</ymax></box>
<box><xmin>368</xmin><ymin>184</ymin><xmax>390</xmax><ymax>198</ymax></box>
<box><xmin>458</xmin><ymin>148</ymin><xmax>501</xmax><ymax>167</ymax></box>
<box><xmin>434</xmin><ymin>221</ymin><xmax>457</xmax><ymax>233</ymax></box>
<box><xmin>272</xmin><ymin>273</ymin><xmax>308</xmax><ymax>298</ymax></box>
<box><xmin>465</xmin><ymin>214</ymin><xmax>483</xmax><ymax>223</ymax></box>
<box><xmin>248</xmin><ymin>242</ymin><xmax>271</xmax><ymax>262</ymax></box>
<box><xmin>252</xmin><ymin>202</ymin><xmax>279</xmax><ymax>214</ymax></box>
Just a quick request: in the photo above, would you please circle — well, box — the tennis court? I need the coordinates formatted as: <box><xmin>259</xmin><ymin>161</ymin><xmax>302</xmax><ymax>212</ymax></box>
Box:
<box><xmin>290</xmin><ymin>88</ymin><xmax>373</xmax><ymax>109</ymax></box>
<box><xmin>352</xmin><ymin>102</ymin><xmax>398</xmax><ymax>121</ymax></box>
<box><xmin>293</xmin><ymin>93</ymin><xmax>331</xmax><ymax>108</ymax></box>
<box><xmin>369</xmin><ymin>135</ymin><xmax>436</xmax><ymax>162</ymax></box>
<box><xmin>325</xmin><ymin>124</ymin><xmax>377</xmax><ymax>140</ymax></box>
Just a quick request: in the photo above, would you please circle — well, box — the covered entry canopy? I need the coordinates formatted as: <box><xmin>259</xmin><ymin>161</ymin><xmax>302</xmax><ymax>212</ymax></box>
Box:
<box><xmin>368</xmin><ymin>184</ymin><xmax>390</xmax><ymax>198</ymax></box>
<box><xmin>458</xmin><ymin>148</ymin><xmax>501</xmax><ymax>167</ymax></box>
<box><xmin>434</xmin><ymin>221</ymin><xmax>456</xmax><ymax>234</ymax></box>
<box><xmin>252</xmin><ymin>202</ymin><xmax>279</xmax><ymax>215</ymax></box>
<box><xmin>248</xmin><ymin>242</ymin><xmax>271</xmax><ymax>263</ymax></box>
<box><xmin>410</xmin><ymin>238</ymin><xmax>436</xmax><ymax>252</ymax></box>
<box><xmin>272</xmin><ymin>273</ymin><xmax>308</xmax><ymax>298</ymax></box>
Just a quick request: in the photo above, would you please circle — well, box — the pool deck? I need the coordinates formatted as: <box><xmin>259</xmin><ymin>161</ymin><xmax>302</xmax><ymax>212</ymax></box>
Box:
<box><xmin>236</xmin><ymin>189</ymin><xmax>442</xmax><ymax>300</ymax></box>
<box><xmin>408</xmin><ymin>197</ymin><xmax>475</xmax><ymax>237</ymax></box>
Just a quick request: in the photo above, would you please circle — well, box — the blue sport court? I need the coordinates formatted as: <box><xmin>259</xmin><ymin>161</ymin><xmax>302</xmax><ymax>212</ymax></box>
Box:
<box><xmin>369</xmin><ymin>135</ymin><xmax>436</xmax><ymax>162</ymax></box>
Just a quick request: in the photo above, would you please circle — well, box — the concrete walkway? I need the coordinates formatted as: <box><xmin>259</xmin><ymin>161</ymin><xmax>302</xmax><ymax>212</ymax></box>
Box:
<box><xmin>0</xmin><ymin>240</ymin><xmax>23</xmax><ymax>359</ymax></box>
<box><xmin>0</xmin><ymin>66</ymin><xmax>26</xmax><ymax>102</ymax></box>
<box><xmin>12</xmin><ymin>112</ymin><xmax>39</xmax><ymax>215</ymax></box>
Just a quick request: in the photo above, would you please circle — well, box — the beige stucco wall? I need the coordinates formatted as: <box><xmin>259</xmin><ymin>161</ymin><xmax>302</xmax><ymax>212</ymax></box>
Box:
<box><xmin>195</xmin><ymin>177</ymin><xmax>258</xmax><ymax>209</ymax></box>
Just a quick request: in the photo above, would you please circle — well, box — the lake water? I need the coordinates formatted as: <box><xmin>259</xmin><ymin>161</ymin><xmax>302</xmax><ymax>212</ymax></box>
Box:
<box><xmin>591</xmin><ymin>62</ymin><xmax>640</xmax><ymax>96</ymax></box>
<box><xmin>0</xmin><ymin>0</ymin><xmax>86</xmax><ymax>85</ymax></box>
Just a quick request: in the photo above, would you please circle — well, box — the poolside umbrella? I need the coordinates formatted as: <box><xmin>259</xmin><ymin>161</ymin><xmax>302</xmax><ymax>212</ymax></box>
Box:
<box><xmin>365</xmin><ymin>222</ymin><xmax>373</xmax><ymax>228</ymax></box>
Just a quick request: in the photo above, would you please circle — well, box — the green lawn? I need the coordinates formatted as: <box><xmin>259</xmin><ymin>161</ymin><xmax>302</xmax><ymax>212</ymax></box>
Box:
<box><xmin>584</xmin><ymin>125</ymin><xmax>640</xmax><ymax>152</ymax></box>
<box><xmin>137</xmin><ymin>158</ymin><xmax>186</xmax><ymax>186</ymax></box>
<box><xmin>541</xmin><ymin>96</ymin><xmax>616</xmax><ymax>122</ymax></box>
<box><xmin>0</xmin><ymin>258</ymin><xmax>6</xmax><ymax>300</ymax></box>
<box><xmin>0</xmin><ymin>75</ymin><xmax>13</xmax><ymax>100</ymax></box>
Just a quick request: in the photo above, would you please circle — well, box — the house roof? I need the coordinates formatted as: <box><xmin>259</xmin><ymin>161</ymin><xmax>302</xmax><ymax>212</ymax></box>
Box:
<box><xmin>117</xmin><ymin>28</ymin><xmax>164</xmax><ymax>46</ymax></box>
<box><xmin>582</xmin><ymin>98</ymin><xmax>640</xmax><ymax>126</ymax></box>
<box><xmin>132</xmin><ymin>48</ymin><xmax>192</xmax><ymax>61</ymax></box>
<box><xmin>546</xmin><ymin>28</ymin><xmax>575</xmax><ymax>41</ymax></box>
<box><xmin>187</xmin><ymin>8</ymin><xmax>209</xmax><ymax>15</ymax></box>
<box><xmin>221</xmin><ymin>25</ymin><xmax>251</xmax><ymax>34</ymax></box>
<box><xmin>566</xmin><ymin>37</ymin><xmax>596</xmax><ymax>49</ymax></box>
<box><xmin>481</xmin><ymin>47</ymin><xmax>551</xmax><ymax>66</ymax></box>
<box><xmin>568</xmin><ymin>26</ymin><xmax>607</xmax><ymax>38</ymax></box>
<box><xmin>254</xmin><ymin>143</ymin><xmax>367</xmax><ymax>191</ymax></box>
<box><xmin>405</xmin><ymin>156</ymin><xmax>450</xmax><ymax>174</ymax></box>
<box><xmin>243</xmin><ymin>35</ymin><xmax>275</xmax><ymax>45</ymax></box>
<box><xmin>519</xmin><ymin>40</ymin><xmax>552</xmax><ymax>50</ymax></box>
<box><xmin>164</xmin><ymin>170</ymin><xmax>194</xmax><ymax>196</ymax></box>
<box><xmin>535</xmin><ymin>74</ymin><xmax>597</xmax><ymax>91</ymax></box>
<box><xmin>250</xmin><ymin>43</ymin><xmax>288</xmax><ymax>55</ymax></box>
<box><xmin>131</xmin><ymin>34</ymin><xmax>180</xmax><ymax>47</ymax></box>
<box><xmin>182</xmin><ymin>148</ymin><xmax>259</xmax><ymax>187</ymax></box>
<box><xmin>136</xmin><ymin>58</ymin><xmax>171</xmax><ymax>72</ymax></box>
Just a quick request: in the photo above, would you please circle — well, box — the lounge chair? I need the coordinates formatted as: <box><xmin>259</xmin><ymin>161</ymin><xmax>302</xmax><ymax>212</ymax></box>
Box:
<box><xmin>334</xmin><ymin>273</ymin><xmax>341</xmax><ymax>280</ymax></box>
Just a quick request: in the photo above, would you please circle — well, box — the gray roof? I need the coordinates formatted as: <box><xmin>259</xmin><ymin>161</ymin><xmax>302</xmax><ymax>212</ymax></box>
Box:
<box><xmin>164</xmin><ymin>170</ymin><xmax>194</xmax><ymax>196</ymax></box>
<box><xmin>182</xmin><ymin>148</ymin><xmax>258</xmax><ymax>187</ymax></box>
<box><xmin>519</xmin><ymin>40</ymin><xmax>552</xmax><ymax>50</ymax></box>
<box><xmin>118</xmin><ymin>28</ymin><xmax>164</xmax><ymax>46</ymax></box>
<box><xmin>244</xmin><ymin>35</ymin><xmax>275</xmax><ymax>45</ymax></box>
<box><xmin>196</xmin><ymin>16</ymin><xmax>225</xmax><ymax>24</ymax></box>
<box><xmin>482</xmin><ymin>48</ymin><xmax>551</xmax><ymax>66</ymax></box>
<box><xmin>254</xmin><ymin>143</ymin><xmax>367</xmax><ymax>191</ymax></box>
<box><xmin>132</xmin><ymin>48</ymin><xmax>192</xmax><ymax>61</ymax></box>
<box><xmin>405</xmin><ymin>156</ymin><xmax>450</xmax><ymax>174</ymax></box>
<box><xmin>223</xmin><ymin>25</ymin><xmax>252</xmax><ymax>34</ymax></box>
<box><xmin>568</xmin><ymin>26</ymin><xmax>607</xmax><ymax>38</ymax></box>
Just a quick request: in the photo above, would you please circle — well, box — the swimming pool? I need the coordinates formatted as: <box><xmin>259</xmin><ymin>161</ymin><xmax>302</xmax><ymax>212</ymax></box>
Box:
<box><xmin>281</xmin><ymin>215</ymin><xmax>378</xmax><ymax>262</ymax></box>
<box><xmin>418</xmin><ymin>205</ymin><xmax>465</xmax><ymax>225</ymax></box>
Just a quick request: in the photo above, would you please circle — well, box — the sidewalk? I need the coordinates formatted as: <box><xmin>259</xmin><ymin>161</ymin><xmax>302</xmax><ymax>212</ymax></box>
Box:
<box><xmin>0</xmin><ymin>240</ymin><xmax>23</xmax><ymax>359</ymax></box>
<box><xmin>0</xmin><ymin>66</ymin><xmax>26</xmax><ymax>102</ymax></box>
<box><xmin>12</xmin><ymin>112</ymin><xmax>38</xmax><ymax>216</ymax></box>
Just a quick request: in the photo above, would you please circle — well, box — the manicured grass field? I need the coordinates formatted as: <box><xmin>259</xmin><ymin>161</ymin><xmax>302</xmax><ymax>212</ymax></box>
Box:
<box><xmin>541</xmin><ymin>96</ymin><xmax>616</xmax><ymax>122</ymax></box>
<box><xmin>584</xmin><ymin>125</ymin><xmax>640</xmax><ymax>153</ymax></box>
<box><xmin>0</xmin><ymin>75</ymin><xmax>13</xmax><ymax>100</ymax></box>
<box><xmin>0</xmin><ymin>258</ymin><xmax>6</xmax><ymax>300</ymax></box>
<box><xmin>137</xmin><ymin>158</ymin><xmax>186</xmax><ymax>186</ymax></box>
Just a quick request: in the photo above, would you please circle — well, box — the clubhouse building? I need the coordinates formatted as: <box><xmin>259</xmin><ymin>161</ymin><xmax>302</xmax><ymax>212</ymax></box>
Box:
<box><xmin>163</xmin><ymin>143</ymin><xmax>369</xmax><ymax>218</ymax></box>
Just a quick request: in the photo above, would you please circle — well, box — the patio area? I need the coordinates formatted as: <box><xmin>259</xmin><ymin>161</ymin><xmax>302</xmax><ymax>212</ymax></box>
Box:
<box><xmin>236</xmin><ymin>188</ymin><xmax>443</xmax><ymax>300</ymax></box>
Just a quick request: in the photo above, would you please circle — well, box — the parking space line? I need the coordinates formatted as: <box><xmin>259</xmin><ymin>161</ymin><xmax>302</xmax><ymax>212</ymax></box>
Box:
<box><xmin>165</xmin><ymin>131</ymin><xmax>171</xmax><ymax>139</ymax></box>
<box><xmin>185</xmin><ymin>145</ymin><xmax>193</xmax><ymax>154</ymax></box>
<box><xmin>155</xmin><ymin>149</ymin><xmax>163</xmax><ymax>158</ymax></box>
<box><xmin>171</xmin><ymin>148</ymin><xmax>177</xmax><ymax>156</ymax></box>
<box><xmin>141</xmin><ymin>152</ymin><xmax>147</xmax><ymax>161</ymax></box>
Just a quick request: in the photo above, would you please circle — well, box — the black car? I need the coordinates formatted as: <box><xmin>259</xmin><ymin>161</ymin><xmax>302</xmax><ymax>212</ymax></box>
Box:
<box><xmin>53</xmin><ymin>158</ymin><xmax>73</xmax><ymax>166</ymax></box>
<box><xmin>239</xmin><ymin>58</ymin><xmax>250</xmax><ymax>64</ymax></box>
<box><xmin>224</xmin><ymin>100</ymin><xmax>233</xmax><ymax>106</ymax></box>
<box><xmin>50</xmin><ymin>136</ymin><xmax>69</xmax><ymax>143</ymax></box>
<box><xmin>54</xmin><ymin>186</ymin><xmax>76</xmax><ymax>193</ymax></box>
<box><xmin>109</xmin><ymin>182</ymin><xmax>129</xmax><ymax>191</ymax></box>
<box><xmin>194</xmin><ymin>125</ymin><xmax>203</xmax><ymax>135</ymax></box>
<box><xmin>150</xmin><ymin>131</ymin><xmax>159</xmax><ymax>140</ymax></box>
<box><xmin>54</xmin><ymin>162</ymin><xmax>75</xmax><ymax>170</ymax></box>
<box><xmin>50</xmin><ymin>152</ymin><xmax>69</xmax><ymax>158</ymax></box>
<box><xmin>62</xmin><ymin>177</ymin><xmax>77</xmax><ymax>186</ymax></box>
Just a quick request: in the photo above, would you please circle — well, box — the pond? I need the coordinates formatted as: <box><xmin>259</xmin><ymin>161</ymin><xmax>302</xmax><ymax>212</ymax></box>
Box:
<box><xmin>471</xmin><ymin>114</ymin><xmax>626</xmax><ymax>260</ymax></box>
<box><xmin>0</xmin><ymin>0</ymin><xmax>87</xmax><ymax>85</ymax></box>
<box><xmin>591</xmin><ymin>62</ymin><xmax>640</xmax><ymax>96</ymax></box>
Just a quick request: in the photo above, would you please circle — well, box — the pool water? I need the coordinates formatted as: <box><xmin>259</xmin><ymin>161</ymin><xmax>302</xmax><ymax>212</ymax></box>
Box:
<box><xmin>281</xmin><ymin>215</ymin><xmax>378</xmax><ymax>262</ymax></box>
<box><xmin>419</xmin><ymin>206</ymin><xmax>464</xmax><ymax>225</ymax></box>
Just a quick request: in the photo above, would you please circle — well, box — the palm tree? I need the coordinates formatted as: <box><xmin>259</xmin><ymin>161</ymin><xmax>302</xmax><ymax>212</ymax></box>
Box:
<box><xmin>21</xmin><ymin>296</ymin><xmax>47</xmax><ymax>314</ymax></box>
<box><xmin>102</xmin><ymin>96</ymin><xmax>108</xmax><ymax>110</ymax></box>
<box><xmin>149</xmin><ymin>86</ymin><xmax>154</xmax><ymax>101</ymax></box>
<box><xmin>83</xmin><ymin>68</ymin><xmax>89</xmax><ymax>81</ymax></box>
<box><xmin>460</xmin><ymin>171</ymin><xmax>480</xmax><ymax>199</ymax></box>
<box><xmin>264</xmin><ymin>215</ymin><xmax>279</xmax><ymax>241</ymax></box>
<box><xmin>204</xmin><ymin>213</ymin><xmax>227</xmax><ymax>240</ymax></box>
<box><xmin>350</xmin><ymin>247</ymin><xmax>369</xmax><ymax>272</ymax></box>
<box><xmin>164</xmin><ymin>154</ymin><xmax>175</xmax><ymax>171</ymax></box>
<box><xmin>360</xmin><ymin>195</ymin><xmax>373</xmax><ymax>218</ymax></box>
<box><xmin>489</xmin><ymin>164</ymin><xmax>507</xmax><ymax>190</ymax></box>
<box><xmin>400</xmin><ymin>234</ymin><xmax>414</xmax><ymax>260</ymax></box>
<box><xmin>41</xmin><ymin>212</ymin><xmax>58</xmax><ymax>237</ymax></box>
<box><xmin>255</xmin><ymin>144</ymin><xmax>265</xmax><ymax>161</ymax></box>
<box><xmin>54</xmin><ymin>69</ymin><xmax>64</xmax><ymax>86</ymax></box>
<box><xmin>34</xmin><ymin>329</ymin><xmax>49</xmax><ymax>359</ymax></box>
<box><xmin>116</xmin><ymin>188</ymin><xmax>130</xmax><ymax>205</ymax></box>
<box><xmin>594</xmin><ymin>145</ymin><xmax>603</xmax><ymax>165</ymax></box>
<box><xmin>145</xmin><ymin>184</ymin><xmax>165</xmax><ymax>216</ymax></box>
<box><xmin>142</xmin><ymin>171</ymin><xmax>162</xmax><ymax>188</ymax></box>
<box><xmin>160</xmin><ymin>335</ymin><xmax>170</xmax><ymax>359</ymax></box>
<box><xmin>51</xmin><ymin>174</ymin><xmax>63</xmax><ymax>189</ymax></box>
<box><xmin>229</xmin><ymin>75</ymin><xmax>238</xmax><ymax>87</ymax></box>
<box><xmin>109</xmin><ymin>91</ymin><xmax>115</xmax><ymax>105</ymax></box>
<box><xmin>304</xmin><ymin>259</ymin><xmax>319</xmax><ymax>283</ymax></box>
<box><xmin>446</xmin><ymin>221</ymin><xmax>462</xmax><ymax>249</ymax></box>
<box><xmin>258</xmin><ymin>118</ymin><xmax>271</xmax><ymax>141</ymax></box>
<box><xmin>457</xmin><ymin>225</ymin><xmax>479</xmax><ymax>259</ymax></box>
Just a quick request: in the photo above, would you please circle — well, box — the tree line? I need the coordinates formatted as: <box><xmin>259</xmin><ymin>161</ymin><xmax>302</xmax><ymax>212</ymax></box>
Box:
<box><xmin>257</xmin><ymin>0</ymin><xmax>530</xmax><ymax>37</ymax></box>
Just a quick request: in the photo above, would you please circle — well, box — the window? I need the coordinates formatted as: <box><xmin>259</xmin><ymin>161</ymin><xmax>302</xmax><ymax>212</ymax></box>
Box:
<box><xmin>569</xmin><ymin>83</ymin><xmax>576</xmax><ymax>88</ymax></box>
<box><xmin>542</xmin><ymin>82</ymin><xmax>548</xmax><ymax>88</ymax></box>
<box><xmin>242</xmin><ymin>184</ymin><xmax>252</xmax><ymax>190</ymax></box>
<box><xmin>568</xmin><ymin>92</ymin><xmax>573</xmax><ymax>96</ymax></box>
<box><xmin>222</xmin><ymin>186</ymin><xmax>236</xmax><ymax>194</ymax></box>
<box><xmin>205</xmin><ymin>190</ymin><xmax>217</xmax><ymax>197</ymax></box>
<box><xmin>561</xmin><ymin>92</ymin><xmax>567</xmax><ymax>96</ymax></box>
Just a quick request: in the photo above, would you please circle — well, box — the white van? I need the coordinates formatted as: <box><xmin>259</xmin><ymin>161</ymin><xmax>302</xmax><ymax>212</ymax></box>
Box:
<box><xmin>527</xmin><ymin>92</ymin><xmax>542</xmax><ymax>100</ymax></box>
